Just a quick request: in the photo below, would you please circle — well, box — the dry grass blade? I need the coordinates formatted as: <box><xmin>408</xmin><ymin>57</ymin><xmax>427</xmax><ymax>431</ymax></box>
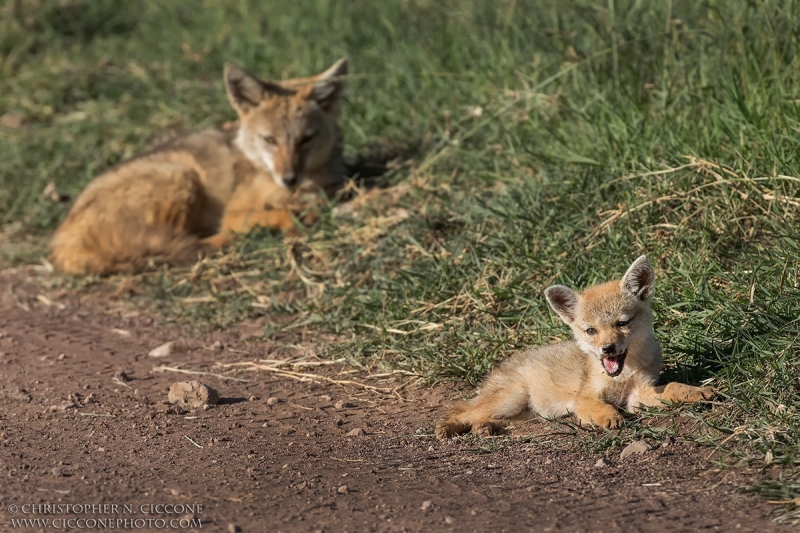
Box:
<box><xmin>152</xmin><ymin>365</ymin><xmax>250</xmax><ymax>382</ymax></box>
<box><xmin>221</xmin><ymin>361</ymin><xmax>394</xmax><ymax>394</ymax></box>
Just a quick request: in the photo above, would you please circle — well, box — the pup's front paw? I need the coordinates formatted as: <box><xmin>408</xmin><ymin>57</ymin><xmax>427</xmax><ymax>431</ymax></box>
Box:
<box><xmin>665</xmin><ymin>382</ymin><xmax>715</xmax><ymax>403</ymax></box>
<box><xmin>578</xmin><ymin>408</ymin><xmax>624</xmax><ymax>429</ymax></box>
<box><xmin>435</xmin><ymin>421</ymin><xmax>464</xmax><ymax>440</ymax></box>
<box><xmin>472</xmin><ymin>420</ymin><xmax>500</xmax><ymax>437</ymax></box>
<box><xmin>687</xmin><ymin>386</ymin><xmax>715</xmax><ymax>402</ymax></box>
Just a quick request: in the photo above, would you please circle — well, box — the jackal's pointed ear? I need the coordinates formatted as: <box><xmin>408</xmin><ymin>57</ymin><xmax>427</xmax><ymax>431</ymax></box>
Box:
<box><xmin>545</xmin><ymin>285</ymin><xmax>579</xmax><ymax>324</ymax></box>
<box><xmin>621</xmin><ymin>255</ymin><xmax>655</xmax><ymax>301</ymax></box>
<box><xmin>224</xmin><ymin>63</ymin><xmax>267</xmax><ymax>115</ymax></box>
<box><xmin>307</xmin><ymin>58</ymin><xmax>347</xmax><ymax>111</ymax></box>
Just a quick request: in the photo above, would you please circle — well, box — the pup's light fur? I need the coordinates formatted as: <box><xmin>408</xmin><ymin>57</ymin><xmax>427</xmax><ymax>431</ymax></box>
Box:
<box><xmin>436</xmin><ymin>256</ymin><xmax>713</xmax><ymax>438</ymax></box>
<box><xmin>50</xmin><ymin>58</ymin><xmax>348</xmax><ymax>275</ymax></box>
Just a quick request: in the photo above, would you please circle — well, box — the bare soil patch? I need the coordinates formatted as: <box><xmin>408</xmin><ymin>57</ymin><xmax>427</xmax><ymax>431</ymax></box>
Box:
<box><xmin>0</xmin><ymin>269</ymin><xmax>790</xmax><ymax>532</ymax></box>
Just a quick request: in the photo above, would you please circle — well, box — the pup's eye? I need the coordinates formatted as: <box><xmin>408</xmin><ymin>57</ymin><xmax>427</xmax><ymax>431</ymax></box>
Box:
<box><xmin>586</xmin><ymin>327</ymin><xmax>597</xmax><ymax>335</ymax></box>
<box><xmin>263</xmin><ymin>135</ymin><xmax>278</xmax><ymax>146</ymax></box>
<box><xmin>617</xmin><ymin>320</ymin><xmax>630</xmax><ymax>328</ymax></box>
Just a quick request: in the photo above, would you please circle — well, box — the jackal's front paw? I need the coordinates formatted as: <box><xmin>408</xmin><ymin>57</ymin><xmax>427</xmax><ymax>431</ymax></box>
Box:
<box><xmin>202</xmin><ymin>233</ymin><xmax>231</xmax><ymax>249</ymax></box>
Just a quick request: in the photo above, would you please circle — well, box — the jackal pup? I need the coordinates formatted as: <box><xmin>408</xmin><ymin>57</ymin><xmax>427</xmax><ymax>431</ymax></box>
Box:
<box><xmin>436</xmin><ymin>256</ymin><xmax>713</xmax><ymax>438</ymax></box>
<box><xmin>50</xmin><ymin>58</ymin><xmax>348</xmax><ymax>275</ymax></box>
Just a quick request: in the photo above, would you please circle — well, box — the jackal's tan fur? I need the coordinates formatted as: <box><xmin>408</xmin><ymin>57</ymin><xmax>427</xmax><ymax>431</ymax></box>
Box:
<box><xmin>436</xmin><ymin>256</ymin><xmax>713</xmax><ymax>438</ymax></box>
<box><xmin>50</xmin><ymin>58</ymin><xmax>348</xmax><ymax>275</ymax></box>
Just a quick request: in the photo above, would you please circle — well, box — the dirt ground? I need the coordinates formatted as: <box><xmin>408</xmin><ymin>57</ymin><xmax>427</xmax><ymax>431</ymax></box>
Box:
<box><xmin>0</xmin><ymin>268</ymin><xmax>792</xmax><ymax>533</ymax></box>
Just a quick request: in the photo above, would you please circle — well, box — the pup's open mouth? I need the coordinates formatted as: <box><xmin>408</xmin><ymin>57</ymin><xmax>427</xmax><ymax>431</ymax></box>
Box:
<box><xmin>602</xmin><ymin>351</ymin><xmax>627</xmax><ymax>377</ymax></box>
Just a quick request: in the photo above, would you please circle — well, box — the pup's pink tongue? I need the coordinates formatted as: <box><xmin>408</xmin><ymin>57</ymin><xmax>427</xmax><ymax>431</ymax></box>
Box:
<box><xmin>603</xmin><ymin>356</ymin><xmax>619</xmax><ymax>375</ymax></box>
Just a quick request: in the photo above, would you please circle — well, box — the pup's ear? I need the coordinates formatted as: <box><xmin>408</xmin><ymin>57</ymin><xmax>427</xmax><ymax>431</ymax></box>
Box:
<box><xmin>621</xmin><ymin>255</ymin><xmax>655</xmax><ymax>301</ymax></box>
<box><xmin>307</xmin><ymin>58</ymin><xmax>347</xmax><ymax>111</ymax></box>
<box><xmin>545</xmin><ymin>285</ymin><xmax>579</xmax><ymax>324</ymax></box>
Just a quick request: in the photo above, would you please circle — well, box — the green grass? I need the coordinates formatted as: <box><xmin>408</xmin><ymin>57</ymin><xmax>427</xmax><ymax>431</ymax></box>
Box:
<box><xmin>3</xmin><ymin>0</ymin><xmax>800</xmax><ymax>519</ymax></box>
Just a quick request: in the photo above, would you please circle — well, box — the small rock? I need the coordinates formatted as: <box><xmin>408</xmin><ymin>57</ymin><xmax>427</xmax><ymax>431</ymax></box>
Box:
<box><xmin>248</xmin><ymin>395</ymin><xmax>258</xmax><ymax>402</ymax></box>
<box><xmin>57</xmin><ymin>353</ymin><xmax>66</xmax><ymax>360</ymax></box>
<box><xmin>445</xmin><ymin>516</ymin><xmax>454</xmax><ymax>525</ymax></box>
<box><xmin>1</xmin><ymin>112</ymin><xmax>25</xmax><ymax>129</ymax></box>
<box><xmin>168</xmin><ymin>381</ymin><xmax>219</xmax><ymax>409</ymax></box>
<box><xmin>337</xmin><ymin>485</ymin><xmax>349</xmax><ymax>494</ymax></box>
<box><xmin>620</xmin><ymin>440</ymin><xmax>652</xmax><ymax>460</ymax></box>
<box><xmin>3</xmin><ymin>388</ymin><xmax>31</xmax><ymax>402</ymax></box>
<box><xmin>227</xmin><ymin>524</ymin><xmax>241</xmax><ymax>533</ymax></box>
<box><xmin>421</xmin><ymin>500</ymin><xmax>433</xmax><ymax>511</ymax></box>
<box><xmin>661</xmin><ymin>435</ymin><xmax>674</xmax><ymax>448</ymax></box>
<box><xmin>320</xmin><ymin>395</ymin><xmax>332</xmax><ymax>402</ymax></box>
<box><xmin>334</xmin><ymin>400</ymin><xmax>345</xmax><ymax>410</ymax></box>
<box><xmin>209</xmin><ymin>340</ymin><xmax>224</xmax><ymax>351</ymax></box>
<box><xmin>113</xmin><ymin>369</ymin><xmax>129</xmax><ymax>382</ymax></box>
<box><xmin>595</xmin><ymin>457</ymin><xmax>612</xmax><ymax>468</ymax></box>
<box><xmin>43</xmin><ymin>182</ymin><xmax>69</xmax><ymax>203</ymax></box>
<box><xmin>170</xmin><ymin>488</ymin><xmax>180</xmax><ymax>496</ymax></box>
<box><xmin>427</xmin><ymin>446</ymin><xmax>434</xmax><ymax>452</ymax></box>
<box><xmin>149</xmin><ymin>342</ymin><xmax>174</xmax><ymax>358</ymax></box>
<box><xmin>51</xmin><ymin>467</ymin><xmax>64</xmax><ymax>477</ymax></box>
<box><xmin>49</xmin><ymin>401</ymin><xmax>77</xmax><ymax>411</ymax></box>
<box><xmin>335</xmin><ymin>417</ymin><xmax>345</xmax><ymax>427</ymax></box>
<box><xmin>347</xmin><ymin>428</ymin><xmax>364</xmax><ymax>437</ymax></box>
<box><xmin>266</xmin><ymin>397</ymin><xmax>279</xmax><ymax>406</ymax></box>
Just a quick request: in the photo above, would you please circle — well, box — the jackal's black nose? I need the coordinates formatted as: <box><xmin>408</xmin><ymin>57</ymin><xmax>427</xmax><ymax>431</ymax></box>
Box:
<box><xmin>282</xmin><ymin>174</ymin><xmax>298</xmax><ymax>187</ymax></box>
<box><xmin>602</xmin><ymin>344</ymin><xmax>616</xmax><ymax>355</ymax></box>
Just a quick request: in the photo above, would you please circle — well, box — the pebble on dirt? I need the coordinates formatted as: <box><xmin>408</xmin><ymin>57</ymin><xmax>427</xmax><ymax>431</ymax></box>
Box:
<box><xmin>347</xmin><ymin>428</ymin><xmax>365</xmax><ymax>437</ymax></box>
<box><xmin>266</xmin><ymin>397</ymin><xmax>279</xmax><ymax>406</ymax></box>
<box><xmin>168</xmin><ymin>381</ymin><xmax>219</xmax><ymax>409</ymax></box>
<box><xmin>3</xmin><ymin>388</ymin><xmax>31</xmax><ymax>402</ymax></box>
<box><xmin>595</xmin><ymin>457</ymin><xmax>612</xmax><ymax>468</ymax></box>
<box><xmin>421</xmin><ymin>500</ymin><xmax>433</xmax><ymax>511</ymax></box>
<box><xmin>147</xmin><ymin>341</ymin><xmax>189</xmax><ymax>357</ymax></box>
<box><xmin>113</xmin><ymin>369</ymin><xmax>129</xmax><ymax>382</ymax></box>
<box><xmin>337</xmin><ymin>485</ymin><xmax>349</xmax><ymax>494</ymax></box>
<box><xmin>149</xmin><ymin>342</ymin><xmax>175</xmax><ymax>358</ymax></box>
<box><xmin>620</xmin><ymin>440</ymin><xmax>652</xmax><ymax>460</ymax></box>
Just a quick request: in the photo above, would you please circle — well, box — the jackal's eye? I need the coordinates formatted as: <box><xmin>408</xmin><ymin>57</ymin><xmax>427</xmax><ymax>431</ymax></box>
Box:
<box><xmin>300</xmin><ymin>130</ymin><xmax>316</xmax><ymax>145</ymax></box>
<box><xmin>262</xmin><ymin>135</ymin><xmax>278</xmax><ymax>146</ymax></box>
<box><xmin>586</xmin><ymin>327</ymin><xmax>597</xmax><ymax>336</ymax></box>
<box><xmin>616</xmin><ymin>319</ymin><xmax>630</xmax><ymax>328</ymax></box>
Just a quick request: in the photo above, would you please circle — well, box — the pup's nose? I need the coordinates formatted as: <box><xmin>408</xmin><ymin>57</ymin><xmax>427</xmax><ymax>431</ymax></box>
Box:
<box><xmin>282</xmin><ymin>174</ymin><xmax>298</xmax><ymax>187</ymax></box>
<box><xmin>601</xmin><ymin>344</ymin><xmax>616</xmax><ymax>355</ymax></box>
